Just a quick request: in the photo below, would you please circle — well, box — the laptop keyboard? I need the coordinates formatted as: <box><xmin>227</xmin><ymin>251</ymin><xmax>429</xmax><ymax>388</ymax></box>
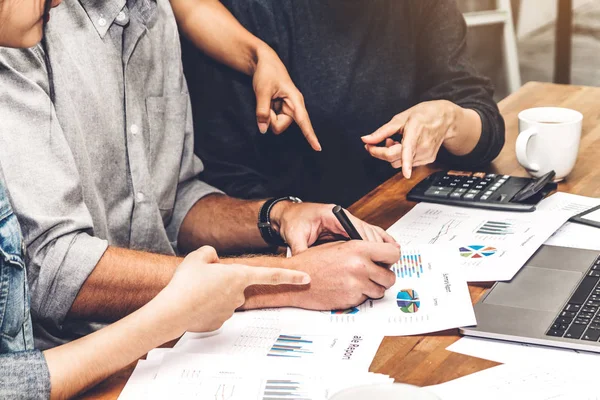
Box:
<box><xmin>546</xmin><ymin>255</ymin><xmax>600</xmax><ymax>341</ymax></box>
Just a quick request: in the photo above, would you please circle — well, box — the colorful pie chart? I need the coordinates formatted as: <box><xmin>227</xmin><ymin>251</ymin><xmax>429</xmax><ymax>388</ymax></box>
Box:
<box><xmin>459</xmin><ymin>245</ymin><xmax>497</xmax><ymax>259</ymax></box>
<box><xmin>397</xmin><ymin>289</ymin><xmax>420</xmax><ymax>313</ymax></box>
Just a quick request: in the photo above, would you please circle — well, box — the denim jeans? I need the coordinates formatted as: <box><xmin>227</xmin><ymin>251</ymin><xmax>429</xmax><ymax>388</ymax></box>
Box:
<box><xmin>0</xmin><ymin>180</ymin><xmax>50</xmax><ymax>399</ymax></box>
<box><xmin>0</xmin><ymin>183</ymin><xmax>34</xmax><ymax>353</ymax></box>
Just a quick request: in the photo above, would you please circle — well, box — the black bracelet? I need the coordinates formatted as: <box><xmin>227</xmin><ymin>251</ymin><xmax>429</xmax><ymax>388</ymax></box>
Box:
<box><xmin>258</xmin><ymin>196</ymin><xmax>302</xmax><ymax>247</ymax></box>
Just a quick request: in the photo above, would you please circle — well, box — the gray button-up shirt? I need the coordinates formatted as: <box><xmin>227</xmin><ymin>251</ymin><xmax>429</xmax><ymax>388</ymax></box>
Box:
<box><xmin>0</xmin><ymin>0</ymin><xmax>219</xmax><ymax>349</ymax></box>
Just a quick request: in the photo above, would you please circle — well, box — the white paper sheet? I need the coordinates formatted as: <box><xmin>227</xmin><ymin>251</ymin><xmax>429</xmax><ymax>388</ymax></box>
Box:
<box><xmin>386</xmin><ymin>203</ymin><xmax>569</xmax><ymax>281</ymax></box>
<box><xmin>118</xmin><ymin>360</ymin><xmax>161</xmax><ymax>400</ymax></box>
<box><xmin>222</xmin><ymin>245</ymin><xmax>475</xmax><ymax>337</ymax></box>
<box><xmin>427</xmin><ymin>363</ymin><xmax>600</xmax><ymax>400</ymax></box>
<box><xmin>582</xmin><ymin>208</ymin><xmax>600</xmax><ymax>223</ymax></box>
<box><xmin>446</xmin><ymin>336</ymin><xmax>600</xmax><ymax>364</ymax></box>
<box><xmin>544</xmin><ymin>222</ymin><xmax>600</xmax><ymax>251</ymax></box>
<box><xmin>174</xmin><ymin>317</ymin><xmax>383</xmax><ymax>370</ymax></box>
<box><xmin>149</xmin><ymin>354</ymin><xmax>393</xmax><ymax>400</ymax></box>
<box><xmin>534</xmin><ymin>193</ymin><xmax>600</xmax><ymax>250</ymax></box>
<box><xmin>536</xmin><ymin>192</ymin><xmax>600</xmax><ymax>216</ymax></box>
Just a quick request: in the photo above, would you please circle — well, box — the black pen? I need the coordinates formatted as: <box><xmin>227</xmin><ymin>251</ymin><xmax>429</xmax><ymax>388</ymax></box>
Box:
<box><xmin>332</xmin><ymin>205</ymin><xmax>363</xmax><ymax>240</ymax></box>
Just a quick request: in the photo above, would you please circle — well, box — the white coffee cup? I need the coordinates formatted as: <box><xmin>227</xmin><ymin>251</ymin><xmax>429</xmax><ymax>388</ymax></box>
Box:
<box><xmin>516</xmin><ymin>107</ymin><xmax>582</xmax><ymax>181</ymax></box>
<box><xmin>330</xmin><ymin>383</ymin><xmax>441</xmax><ymax>400</ymax></box>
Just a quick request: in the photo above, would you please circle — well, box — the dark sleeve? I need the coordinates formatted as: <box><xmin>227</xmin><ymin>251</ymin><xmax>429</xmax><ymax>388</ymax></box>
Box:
<box><xmin>182</xmin><ymin>0</ymin><xmax>282</xmax><ymax>199</ymax></box>
<box><xmin>414</xmin><ymin>0</ymin><xmax>505</xmax><ymax>168</ymax></box>
<box><xmin>0</xmin><ymin>351</ymin><xmax>51</xmax><ymax>399</ymax></box>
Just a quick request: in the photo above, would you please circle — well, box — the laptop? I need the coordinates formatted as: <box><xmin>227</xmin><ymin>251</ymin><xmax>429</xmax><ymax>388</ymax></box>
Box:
<box><xmin>461</xmin><ymin>245</ymin><xmax>600</xmax><ymax>353</ymax></box>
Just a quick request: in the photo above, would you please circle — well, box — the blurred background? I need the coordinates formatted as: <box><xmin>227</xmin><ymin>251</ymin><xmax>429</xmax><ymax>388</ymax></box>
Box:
<box><xmin>459</xmin><ymin>0</ymin><xmax>600</xmax><ymax>100</ymax></box>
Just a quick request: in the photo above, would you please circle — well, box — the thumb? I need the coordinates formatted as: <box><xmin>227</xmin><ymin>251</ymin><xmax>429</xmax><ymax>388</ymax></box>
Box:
<box><xmin>255</xmin><ymin>87</ymin><xmax>272</xmax><ymax>134</ymax></box>
<box><xmin>361</xmin><ymin>112</ymin><xmax>409</xmax><ymax>145</ymax></box>
<box><xmin>189</xmin><ymin>245</ymin><xmax>219</xmax><ymax>264</ymax></box>
<box><xmin>244</xmin><ymin>266</ymin><xmax>311</xmax><ymax>286</ymax></box>
<box><xmin>285</xmin><ymin>232</ymin><xmax>309</xmax><ymax>256</ymax></box>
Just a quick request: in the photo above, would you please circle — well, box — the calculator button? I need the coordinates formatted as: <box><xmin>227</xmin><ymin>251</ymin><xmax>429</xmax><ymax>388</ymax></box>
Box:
<box><xmin>464</xmin><ymin>193</ymin><xmax>476</xmax><ymax>200</ymax></box>
<box><xmin>449</xmin><ymin>182</ymin><xmax>457</xmax><ymax>187</ymax></box>
<box><xmin>467</xmin><ymin>190</ymin><xmax>480</xmax><ymax>195</ymax></box>
<box><xmin>449</xmin><ymin>192</ymin><xmax>463</xmax><ymax>199</ymax></box>
<box><xmin>461</xmin><ymin>184</ymin><xmax>470</xmax><ymax>188</ymax></box>
<box><xmin>475</xmin><ymin>185</ymin><xmax>484</xmax><ymax>190</ymax></box>
<box><xmin>424</xmin><ymin>188</ymin><xmax>452</xmax><ymax>198</ymax></box>
<box><xmin>503</xmin><ymin>175</ymin><xmax>510</xmax><ymax>179</ymax></box>
<box><xmin>454</xmin><ymin>188</ymin><xmax>468</xmax><ymax>194</ymax></box>
<box><xmin>481</xmin><ymin>195</ymin><xmax>490</xmax><ymax>201</ymax></box>
<box><xmin>485</xmin><ymin>191</ymin><xmax>493</xmax><ymax>196</ymax></box>
<box><xmin>473</xmin><ymin>172</ymin><xmax>486</xmax><ymax>179</ymax></box>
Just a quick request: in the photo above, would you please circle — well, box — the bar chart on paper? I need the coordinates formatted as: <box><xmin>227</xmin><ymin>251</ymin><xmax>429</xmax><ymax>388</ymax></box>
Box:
<box><xmin>262</xmin><ymin>379</ymin><xmax>311</xmax><ymax>400</ymax></box>
<box><xmin>476</xmin><ymin>221</ymin><xmax>514</xmax><ymax>236</ymax></box>
<box><xmin>392</xmin><ymin>249</ymin><xmax>428</xmax><ymax>279</ymax></box>
<box><xmin>268</xmin><ymin>335</ymin><xmax>315</xmax><ymax>358</ymax></box>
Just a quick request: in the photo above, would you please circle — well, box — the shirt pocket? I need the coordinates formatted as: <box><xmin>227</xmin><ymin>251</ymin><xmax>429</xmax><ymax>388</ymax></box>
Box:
<box><xmin>145</xmin><ymin>94</ymin><xmax>188</xmax><ymax>223</ymax></box>
<box><xmin>0</xmin><ymin>211</ymin><xmax>27</xmax><ymax>340</ymax></box>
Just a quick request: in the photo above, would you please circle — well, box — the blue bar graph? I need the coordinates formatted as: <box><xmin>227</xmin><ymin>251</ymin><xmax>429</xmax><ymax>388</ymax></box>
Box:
<box><xmin>393</xmin><ymin>251</ymin><xmax>424</xmax><ymax>279</ymax></box>
<box><xmin>268</xmin><ymin>335</ymin><xmax>314</xmax><ymax>358</ymax></box>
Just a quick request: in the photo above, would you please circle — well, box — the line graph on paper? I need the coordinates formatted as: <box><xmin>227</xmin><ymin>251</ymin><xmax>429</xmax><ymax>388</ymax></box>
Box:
<box><xmin>215</xmin><ymin>384</ymin><xmax>236</xmax><ymax>400</ymax></box>
<box><xmin>429</xmin><ymin>219</ymin><xmax>462</xmax><ymax>244</ymax></box>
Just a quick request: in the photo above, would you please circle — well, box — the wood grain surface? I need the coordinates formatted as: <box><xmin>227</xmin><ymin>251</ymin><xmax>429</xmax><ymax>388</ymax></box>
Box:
<box><xmin>78</xmin><ymin>82</ymin><xmax>600</xmax><ymax>398</ymax></box>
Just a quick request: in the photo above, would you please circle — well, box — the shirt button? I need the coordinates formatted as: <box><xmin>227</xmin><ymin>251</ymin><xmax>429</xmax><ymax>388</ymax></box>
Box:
<box><xmin>136</xmin><ymin>192</ymin><xmax>145</xmax><ymax>202</ymax></box>
<box><xmin>116</xmin><ymin>11</ymin><xmax>126</xmax><ymax>22</ymax></box>
<box><xmin>130</xmin><ymin>124</ymin><xmax>139</xmax><ymax>135</ymax></box>
<box><xmin>98</xmin><ymin>18</ymin><xmax>107</xmax><ymax>27</ymax></box>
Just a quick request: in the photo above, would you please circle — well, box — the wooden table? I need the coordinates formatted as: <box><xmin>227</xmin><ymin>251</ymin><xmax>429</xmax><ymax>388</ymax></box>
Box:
<box><xmin>81</xmin><ymin>82</ymin><xmax>600</xmax><ymax>398</ymax></box>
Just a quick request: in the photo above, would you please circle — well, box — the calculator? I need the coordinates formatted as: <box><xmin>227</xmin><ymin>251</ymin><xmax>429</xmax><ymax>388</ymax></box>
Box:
<box><xmin>406</xmin><ymin>170</ymin><xmax>558</xmax><ymax>212</ymax></box>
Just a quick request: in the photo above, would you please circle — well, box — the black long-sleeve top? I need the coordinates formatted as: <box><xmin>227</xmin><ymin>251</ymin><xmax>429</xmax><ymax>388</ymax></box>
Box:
<box><xmin>183</xmin><ymin>0</ymin><xmax>506</xmax><ymax>207</ymax></box>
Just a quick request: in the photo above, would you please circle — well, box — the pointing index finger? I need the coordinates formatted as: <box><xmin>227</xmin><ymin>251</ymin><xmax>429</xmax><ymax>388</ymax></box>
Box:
<box><xmin>283</xmin><ymin>98</ymin><xmax>321</xmax><ymax>151</ymax></box>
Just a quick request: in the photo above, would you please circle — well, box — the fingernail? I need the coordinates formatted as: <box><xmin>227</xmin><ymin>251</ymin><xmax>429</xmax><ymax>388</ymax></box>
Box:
<box><xmin>301</xmin><ymin>275</ymin><xmax>311</xmax><ymax>284</ymax></box>
<box><xmin>316</xmin><ymin>144</ymin><xmax>322</xmax><ymax>152</ymax></box>
<box><xmin>258</xmin><ymin>123</ymin><xmax>268</xmax><ymax>134</ymax></box>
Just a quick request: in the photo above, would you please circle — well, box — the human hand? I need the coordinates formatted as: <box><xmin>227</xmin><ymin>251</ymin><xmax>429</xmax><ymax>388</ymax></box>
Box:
<box><xmin>162</xmin><ymin>246</ymin><xmax>310</xmax><ymax>334</ymax></box>
<box><xmin>285</xmin><ymin>241</ymin><xmax>400</xmax><ymax>310</ymax></box>
<box><xmin>361</xmin><ymin>100</ymin><xmax>462</xmax><ymax>179</ymax></box>
<box><xmin>252</xmin><ymin>45</ymin><xmax>321</xmax><ymax>151</ymax></box>
<box><xmin>270</xmin><ymin>201</ymin><xmax>396</xmax><ymax>255</ymax></box>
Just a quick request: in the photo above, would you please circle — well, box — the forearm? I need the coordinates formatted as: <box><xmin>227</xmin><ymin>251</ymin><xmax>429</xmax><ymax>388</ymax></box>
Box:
<box><xmin>171</xmin><ymin>0</ymin><xmax>266</xmax><ymax>75</ymax></box>
<box><xmin>68</xmin><ymin>247</ymin><xmax>181</xmax><ymax>321</ymax></box>
<box><xmin>178</xmin><ymin>194</ymin><xmax>271</xmax><ymax>254</ymax></box>
<box><xmin>45</xmin><ymin>290</ymin><xmax>181</xmax><ymax>400</ymax></box>
<box><xmin>443</xmin><ymin>104</ymin><xmax>483</xmax><ymax>156</ymax></box>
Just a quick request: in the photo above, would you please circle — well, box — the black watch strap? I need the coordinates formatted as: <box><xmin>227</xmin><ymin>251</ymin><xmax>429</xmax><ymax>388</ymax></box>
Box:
<box><xmin>258</xmin><ymin>196</ymin><xmax>302</xmax><ymax>247</ymax></box>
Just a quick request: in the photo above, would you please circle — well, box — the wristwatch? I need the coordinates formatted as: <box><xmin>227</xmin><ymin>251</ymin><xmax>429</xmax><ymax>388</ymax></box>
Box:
<box><xmin>258</xmin><ymin>196</ymin><xmax>302</xmax><ymax>247</ymax></box>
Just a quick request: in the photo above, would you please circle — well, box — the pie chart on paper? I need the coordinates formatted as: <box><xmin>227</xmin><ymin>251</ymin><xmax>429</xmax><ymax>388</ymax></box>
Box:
<box><xmin>459</xmin><ymin>245</ymin><xmax>498</xmax><ymax>259</ymax></box>
<box><xmin>397</xmin><ymin>289</ymin><xmax>420</xmax><ymax>313</ymax></box>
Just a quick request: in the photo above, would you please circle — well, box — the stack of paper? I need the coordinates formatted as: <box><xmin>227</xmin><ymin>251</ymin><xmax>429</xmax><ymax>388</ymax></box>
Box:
<box><xmin>119</xmin><ymin>245</ymin><xmax>475</xmax><ymax>399</ymax></box>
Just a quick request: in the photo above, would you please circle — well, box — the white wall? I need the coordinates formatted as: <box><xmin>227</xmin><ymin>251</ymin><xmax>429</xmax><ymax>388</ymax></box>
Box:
<box><xmin>517</xmin><ymin>0</ymin><xmax>595</xmax><ymax>38</ymax></box>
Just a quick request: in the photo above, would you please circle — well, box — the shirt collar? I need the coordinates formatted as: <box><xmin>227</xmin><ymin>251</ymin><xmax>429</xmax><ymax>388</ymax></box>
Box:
<box><xmin>79</xmin><ymin>0</ymin><xmax>127</xmax><ymax>38</ymax></box>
